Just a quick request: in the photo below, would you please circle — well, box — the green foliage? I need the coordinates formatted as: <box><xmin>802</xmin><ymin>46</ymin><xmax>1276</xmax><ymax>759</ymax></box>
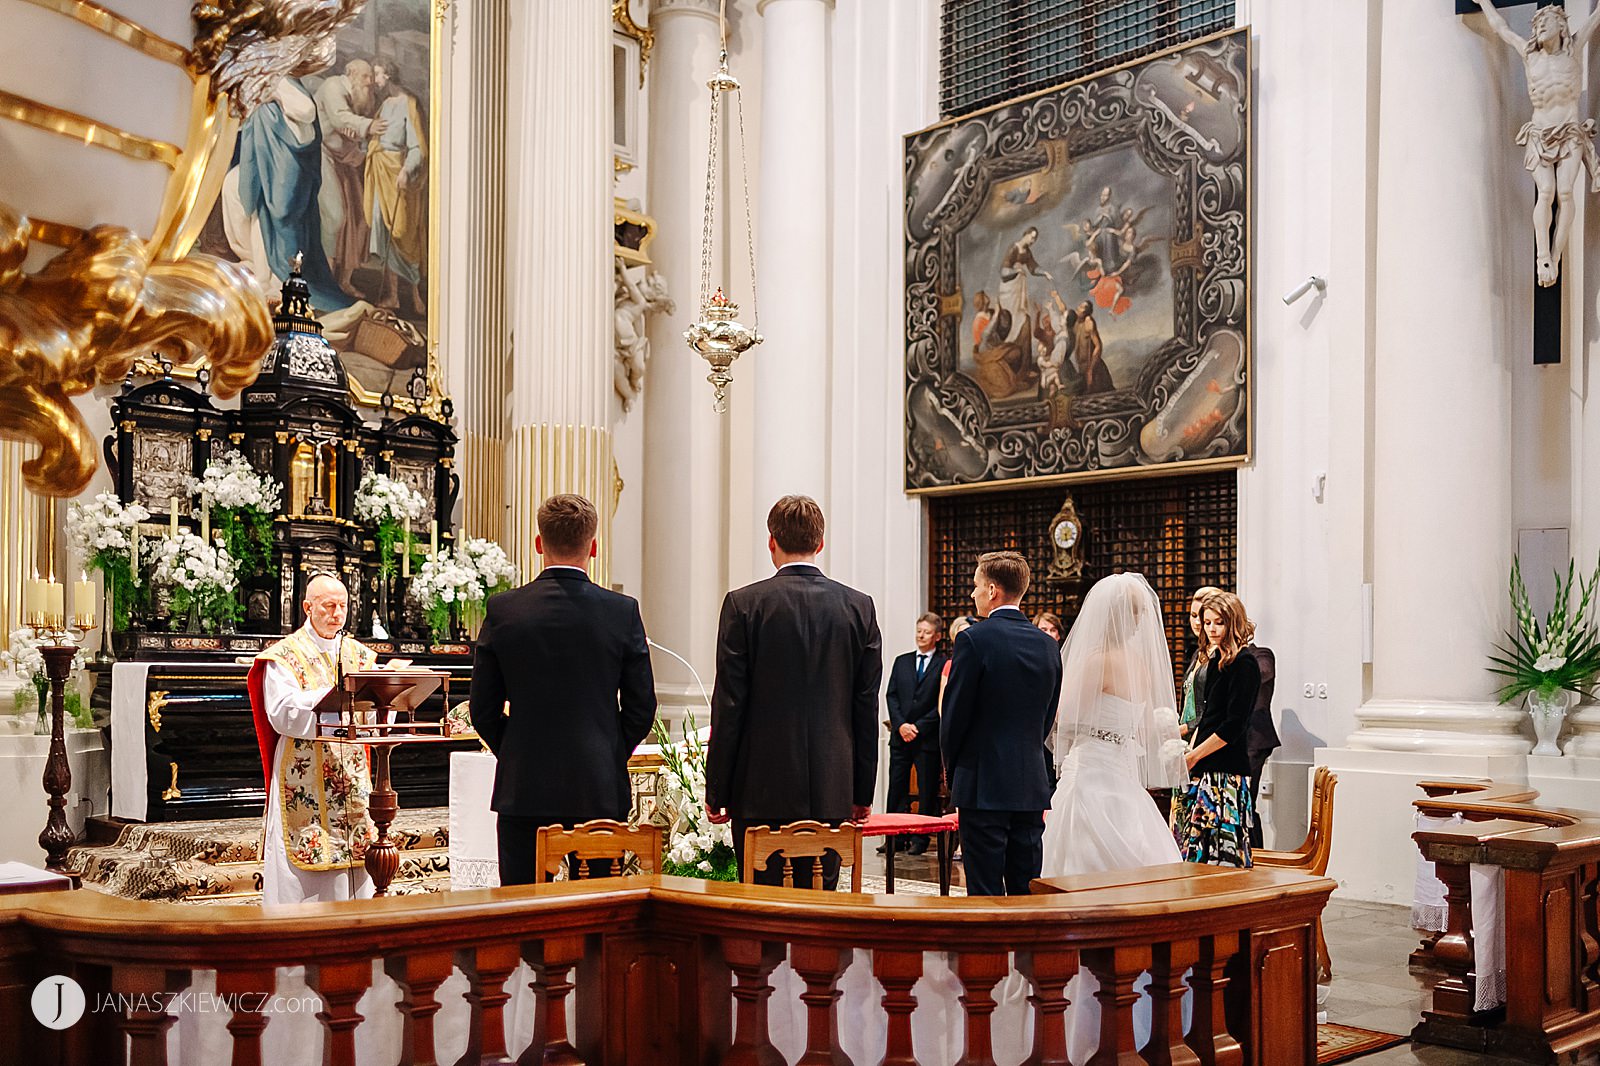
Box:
<box><xmin>214</xmin><ymin>505</ymin><xmax>273</xmax><ymax>582</ymax></box>
<box><xmin>1488</xmin><ymin>554</ymin><xmax>1600</xmax><ymax>702</ymax></box>
<box><xmin>662</xmin><ymin>848</ymin><xmax>740</xmax><ymax>882</ymax></box>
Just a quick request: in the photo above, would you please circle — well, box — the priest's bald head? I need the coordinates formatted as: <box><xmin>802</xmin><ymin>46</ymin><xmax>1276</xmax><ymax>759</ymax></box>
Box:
<box><xmin>303</xmin><ymin>574</ymin><xmax>348</xmax><ymax>639</ymax></box>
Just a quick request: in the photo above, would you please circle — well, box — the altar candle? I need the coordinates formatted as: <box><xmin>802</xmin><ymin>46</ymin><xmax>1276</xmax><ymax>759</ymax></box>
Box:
<box><xmin>169</xmin><ymin>497</ymin><xmax>179</xmax><ymax>537</ymax></box>
<box><xmin>44</xmin><ymin>576</ymin><xmax>64</xmax><ymax>629</ymax></box>
<box><xmin>429</xmin><ymin>520</ymin><xmax>438</xmax><ymax>558</ymax></box>
<box><xmin>24</xmin><ymin>574</ymin><xmax>42</xmax><ymax>627</ymax></box>
<box><xmin>402</xmin><ymin>527</ymin><xmax>412</xmax><ymax>577</ymax></box>
<box><xmin>130</xmin><ymin>522</ymin><xmax>140</xmax><ymax>570</ymax></box>
<box><xmin>200</xmin><ymin>501</ymin><xmax>210</xmax><ymax>543</ymax></box>
<box><xmin>73</xmin><ymin>572</ymin><xmax>95</xmax><ymax>630</ymax></box>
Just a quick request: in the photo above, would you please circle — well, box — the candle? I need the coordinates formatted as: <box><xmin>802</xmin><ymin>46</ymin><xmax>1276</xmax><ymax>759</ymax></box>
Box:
<box><xmin>402</xmin><ymin>527</ymin><xmax>412</xmax><ymax>578</ymax></box>
<box><xmin>73</xmin><ymin>572</ymin><xmax>95</xmax><ymax>630</ymax></box>
<box><xmin>200</xmin><ymin>500</ymin><xmax>210</xmax><ymax>543</ymax></box>
<box><xmin>169</xmin><ymin>497</ymin><xmax>179</xmax><ymax>537</ymax></box>
<box><xmin>130</xmin><ymin>522</ymin><xmax>140</xmax><ymax>572</ymax></box>
<box><xmin>43</xmin><ymin>576</ymin><xmax>64</xmax><ymax>629</ymax></box>
<box><xmin>429</xmin><ymin>520</ymin><xmax>438</xmax><ymax>558</ymax></box>
<box><xmin>24</xmin><ymin>574</ymin><xmax>42</xmax><ymax>628</ymax></box>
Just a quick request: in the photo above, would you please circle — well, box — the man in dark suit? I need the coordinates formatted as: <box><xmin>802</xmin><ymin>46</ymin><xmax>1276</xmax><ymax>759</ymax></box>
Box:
<box><xmin>884</xmin><ymin>612</ymin><xmax>949</xmax><ymax>855</ymax></box>
<box><xmin>1245</xmin><ymin>644</ymin><xmax>1280</xmax><ymax>849</ymax></box>
<box><xmin>469</xmin><ymin>493</ymin><xmax>657</xmax><ymax>886</ymax></box>
<box><xmin>705</xmin><ymin>495</ymin><xmax>883</xmax><ymax>888</ymax></box>
<box><xmin>941</xmin><ymin>551</ymin><xmax>1062</xmax><ymax>896</ymax></box>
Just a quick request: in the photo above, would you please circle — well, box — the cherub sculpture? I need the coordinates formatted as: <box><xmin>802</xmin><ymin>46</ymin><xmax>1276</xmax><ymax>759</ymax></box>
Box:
<box><xmin>614</xmin><ymin>259</ymin><xmax>675</xmax><ymax>412</ymax></box>
<box><xmin>1470</xmin><ymin>0</ymin><xmax>1600</xmax><ymax>286</ymax></box>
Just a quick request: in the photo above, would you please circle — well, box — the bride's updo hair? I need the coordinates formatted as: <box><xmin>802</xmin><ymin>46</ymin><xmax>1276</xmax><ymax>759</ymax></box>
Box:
<box><xmin>1198</xmin><ymin>590</ymin><xmax>1255</xmax><ymax>668</ymax></box>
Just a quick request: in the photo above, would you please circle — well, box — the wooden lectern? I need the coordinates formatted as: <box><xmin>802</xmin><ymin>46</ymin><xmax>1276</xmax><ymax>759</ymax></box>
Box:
<box><xmin>311</xmin><ymin>668</ymin><xmax>457</xmax><ymax>896</ymax></box>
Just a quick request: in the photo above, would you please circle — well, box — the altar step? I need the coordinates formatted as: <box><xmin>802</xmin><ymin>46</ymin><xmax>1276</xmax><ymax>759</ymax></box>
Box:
<box><xmin>65</xmin><ymin>808</ymin><xmax>454</xmax><ymax>904</ymax></box>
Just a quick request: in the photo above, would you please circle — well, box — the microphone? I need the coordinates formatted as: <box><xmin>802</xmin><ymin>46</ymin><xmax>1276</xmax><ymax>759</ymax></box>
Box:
<box><xmin>646</xmin><ymin>639</ymin><xmax>713</xmax><ymax>713</ymax></box>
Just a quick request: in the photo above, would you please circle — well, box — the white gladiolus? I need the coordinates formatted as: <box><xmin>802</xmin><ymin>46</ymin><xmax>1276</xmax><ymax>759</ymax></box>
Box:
<box><xmin>1534</xmin><ymin>653</ymin><xmax>1568</xmax><ymax>673</ymax></box>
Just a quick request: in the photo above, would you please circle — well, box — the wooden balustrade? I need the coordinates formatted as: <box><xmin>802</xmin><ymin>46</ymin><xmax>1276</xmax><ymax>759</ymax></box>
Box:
<box><xmin>1412</xmin><ymin>779</ymin><xmax>1600</xmax><ymax>1063</ymax></box>
<box><xmin>0</xmin><ymin>865</ymin><xmax>1331</xmax><ymax>1066</ymax></box>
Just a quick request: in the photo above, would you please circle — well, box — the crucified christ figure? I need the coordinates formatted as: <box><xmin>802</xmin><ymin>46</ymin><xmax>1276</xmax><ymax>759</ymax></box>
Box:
<box><xmin>1472</xmin><ymin>0</ymin><xmax>1600</xmax><ymax>285</ymax></box>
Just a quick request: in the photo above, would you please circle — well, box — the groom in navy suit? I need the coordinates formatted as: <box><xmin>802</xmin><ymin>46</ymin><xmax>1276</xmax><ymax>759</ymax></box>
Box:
<box><xmin>940</xmin><ymin>551</ymin><xmax>1062</xmax><ymax>896</ymax></box>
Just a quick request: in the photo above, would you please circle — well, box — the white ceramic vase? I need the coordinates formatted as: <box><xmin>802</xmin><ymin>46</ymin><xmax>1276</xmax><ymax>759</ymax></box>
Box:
<box><xmin>1527</xmin><ymin>688</ymin><xmax>1574</xmax><ymax>757</ymax></box>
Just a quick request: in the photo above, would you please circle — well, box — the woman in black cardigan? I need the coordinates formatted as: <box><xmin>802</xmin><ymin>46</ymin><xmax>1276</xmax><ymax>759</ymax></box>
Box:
<box><xmin>1171</xmin><ymin>590</ymin><xmax>1260</xmax><ymax>867</ymax></box>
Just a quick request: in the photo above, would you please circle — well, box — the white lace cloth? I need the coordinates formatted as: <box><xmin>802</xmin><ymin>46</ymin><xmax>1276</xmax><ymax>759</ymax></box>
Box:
<box><xmin>1411</xmin><ymin>810</ymin><xmax>1506</xmax><ymax>1011</ymax></box>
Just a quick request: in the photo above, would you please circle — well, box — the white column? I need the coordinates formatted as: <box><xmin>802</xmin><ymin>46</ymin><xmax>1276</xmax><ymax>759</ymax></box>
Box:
<box><xmin>642</xmin><ymin>0</ymin><xmax>730</xmax><ymax>697</ymax></box>
<box><xmin>751</xmin><ymin>0</ymin><xmax>832</xmax><ymax>529</ymax></box>
<box><xmin>1341</xmin><ymin>0</ymin><xmax>1523</xmax><ymax>757</ymax></box>
<box><xmin>505</xmin><ymin>0</ymin><xmax>615</xmax><ymax>583</ymax></box>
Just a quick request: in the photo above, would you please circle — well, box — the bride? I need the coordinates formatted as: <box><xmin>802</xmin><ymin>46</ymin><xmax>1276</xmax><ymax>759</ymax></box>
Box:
<box><xmin>996</xmin><ymin>572</ymin><xmax>1186</xmax><ymax>1064</ymax></box>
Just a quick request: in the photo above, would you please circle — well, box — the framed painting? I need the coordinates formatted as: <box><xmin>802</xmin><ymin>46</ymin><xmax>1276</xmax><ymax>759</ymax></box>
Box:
<box><xmin>189</xmin><ymin>0</ymin><xmax>446</xmax><ymax>414</ymax></box>
<box><xmin>903</xmin><ymin>28</ymin><xmax>1250</xmax><ymax>493</ymax></box>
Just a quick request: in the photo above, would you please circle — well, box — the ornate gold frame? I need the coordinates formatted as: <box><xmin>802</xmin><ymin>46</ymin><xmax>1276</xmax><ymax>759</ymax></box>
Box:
<box><xmin>612</xmin><ymin>0</ymin><xmax>654</xmax><ymax>86</ymax></box>
<box><xmin>133</xmin><ymin>1</ymin><xmax>452</xmax><ymax>420</ymax></box>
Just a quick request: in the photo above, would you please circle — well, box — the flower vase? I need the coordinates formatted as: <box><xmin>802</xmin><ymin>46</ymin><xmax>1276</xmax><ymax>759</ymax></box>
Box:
<box><xmin>1527</xmin><ymin>688</ymin><xmax>1573</xmax><ymax>756</ymax></box>
<box><xmin>377</xmin><ymin>575</ymin><xmax>391</xmax><ymax>638</ymax></box>
<box><xmin>185</xmin><ymin>601</ymin><xmax>201</xmax><ymax>635</ymax></box>
<box><xmin>33</xmin><ymin>678</ymin><xmax>49</xmax><ymax>736</ymax></box>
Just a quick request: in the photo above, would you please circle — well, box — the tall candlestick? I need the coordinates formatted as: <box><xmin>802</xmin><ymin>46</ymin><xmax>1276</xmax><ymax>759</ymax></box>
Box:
<box><xmin>168</xmin><ymin>497</ymin><xmax>179</xmax><ymax>537</ymax></box>
<box><xmin>73</xmin><ymin>572</ymin><xmax>95</xmax><ymax>630</ymax></box>
<box><xmin>430</xmin><ymin>520</ymin><xmax>438</xmax><ymax>558</ymax></box>
<box><xmin>130</xmin><ymin>522</ymin><xmax>140</xmax><ymax>573</ymax></box>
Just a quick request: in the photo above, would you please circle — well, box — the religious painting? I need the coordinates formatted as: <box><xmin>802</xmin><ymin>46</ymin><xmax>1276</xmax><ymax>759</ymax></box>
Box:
<box><xmin>903</xmin><ymin>29</ymin><xmax>1250</xmax><ymax>492</ymax></box>
<box><xmin>192</xmin><ymin>0</ymin><xmax>440</xmax><ymax>410</ymax></box>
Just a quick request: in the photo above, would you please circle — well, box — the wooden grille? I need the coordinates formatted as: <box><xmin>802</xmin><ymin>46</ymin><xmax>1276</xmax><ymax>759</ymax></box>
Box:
<box><xmin>939</xmin><ymin>0</ymin><xmax>1235</xmax><ymax>118</ymax></box>
<box><xmin>926</xmin><ymin>471</ymin><xmax>1236</xmax><ymax>684</ymax></box>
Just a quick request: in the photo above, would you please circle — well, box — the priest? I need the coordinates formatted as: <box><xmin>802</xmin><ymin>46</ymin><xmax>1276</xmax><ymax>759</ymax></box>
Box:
<box><xmin>246</xmin><ymin>573</ymin><xmax>379</xmax><ymax>904</ymax></box>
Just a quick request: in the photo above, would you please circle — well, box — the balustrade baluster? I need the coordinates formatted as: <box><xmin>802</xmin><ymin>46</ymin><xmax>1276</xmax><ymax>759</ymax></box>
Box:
<box><xmin>110</xmin><ymin>964</ymin><xmax>188</xmax><ymax>1066</ymax></box>
<box><xmin>217</xmin><ymin>967</ymin><xmax>276</xmax><ymax>1066</ymax></box>
<box><xmin>455</xmin><ymin>943</ymin><xmax>520</xmax><ymax>1066</ymax></box>
<box><xmin>1147</xmin><ymin>941</ymin><xmax>1200</xmax><ymax>1066</ymax></box>
<box><xmin>307</xmin><ymin>959</ymin><xmax>372</xmax><ymax>1066</ymax></box>
<box><xmin>525</xmin><ymin>934</ymin><xmax>587</xmax><ymax>1066</ymax></box>
<box><xmin>721</xmin><ymin>938</ymin><xmax>785</xmax><ymax>1066</ymax></box>
<box><xmin>1017</xmin><ymin>948</ymin><xmax>1077</xmax><ymax>1066</ymax></box>
<box><xmin>873</xmin><ymin>950</ymin><xmax>923</xmax><ymax>1066</ymax></box>
<box><xmin>1185</xmin><ymin>932</ymin><xmax>1242</xmax><ymax>1066</ymax></box>
<box><xmin>952</xmin><ymin>950</ymin><xmax>1007</xmax><ymax>1066</ymax></box>
<box><xmin>386</xmin><ymin>949</ymin><xmax>455</xmax><ymax>1066</ymax></box>
<box><xmin>1424</xmin><ymin>858</ymin><xmax>1478</xmax><ymax>1025</ymax></box>
<box><xmin>1082</xmin><ymin>945</ymin><xmax>1150</xmax><ymax>1066</ymax></box>
<box><xmin>63</xmin><ymin>961</ymin><xmax>119</xmax><ymax>1065</ymax></box>
<box><xmin>790</xmin><ymin>943</ymin><xmax>852</xmax><ymax>1065</ymax></box>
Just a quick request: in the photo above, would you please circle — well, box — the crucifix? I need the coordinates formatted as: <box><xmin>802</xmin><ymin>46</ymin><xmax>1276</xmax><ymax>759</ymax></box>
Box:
<box><xmin>1462</xmin><ymin>0</ymin><xmax>1600</xmax><ymax>363</ymax></box>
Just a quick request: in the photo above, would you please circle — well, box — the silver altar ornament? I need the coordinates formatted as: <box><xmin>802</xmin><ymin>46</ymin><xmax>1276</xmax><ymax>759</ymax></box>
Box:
<box><xmin>687</xmin><ymin>14</ymin><xmax>760</xmax><ymax>413</ymax></box>
<box><xmin>684</xmin><ymin>288</ymin><xmax>762</xmax><ymax>414</ymax></box>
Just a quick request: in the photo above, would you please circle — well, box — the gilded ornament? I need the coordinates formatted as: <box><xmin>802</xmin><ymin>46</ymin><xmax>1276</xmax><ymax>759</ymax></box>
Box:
<box><xmin>191</xmin><ymin>0</ymin><xmax>370</xmax><ymax>117</ymax></box>
<box><xmin>612</xmin><ymin>1</ymin><xmax>655</xmax><ymax>86</ymax></box>
<box><xmin>0</xmin><ymin>203</ymin><xmax>271</xmax><ymax>497</ymax></box>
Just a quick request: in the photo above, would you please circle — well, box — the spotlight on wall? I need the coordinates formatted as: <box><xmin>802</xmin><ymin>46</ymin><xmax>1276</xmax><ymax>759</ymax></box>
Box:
<box><xmin>1282</xmin><ymin>275</ymin><xmax>1327</xmax><ymax>306</ymax></box>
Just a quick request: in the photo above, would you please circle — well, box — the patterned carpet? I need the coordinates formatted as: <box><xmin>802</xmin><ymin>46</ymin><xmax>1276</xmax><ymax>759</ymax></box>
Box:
<box><xmin>1317</xmin><ymin>1022</ymin><xmax>1407</xmax><ymax>1064</ymax></box>
<box><xmin>65</xmin><ymin>808</ymin><xmax>453</xmax><ymax>903</ymax></box>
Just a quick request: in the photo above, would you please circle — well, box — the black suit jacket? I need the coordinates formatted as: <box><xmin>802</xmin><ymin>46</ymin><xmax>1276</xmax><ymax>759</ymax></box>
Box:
<box><xmin>468</xmin><ymin>568</ymin><xmax>657</xmax><ymax>819</ymax></box>
<box><xmin>886</xmin><ymin>648</ymin><xmax>949</xmax><ymax>740</ymax></box>
<box><xmin>705</xmin><ymin>565</ymin><xmax>883</xmax><ymax>823</ymax></box>
<box><xmin>940</xmin><ymin>608</ymin><xmax>1061</xmax><ymax>811</ymax></box>
<box><xmin>1193</xmin><ymin>646</ymin><xmax>1261</xmax><ymax>777</ymax></box>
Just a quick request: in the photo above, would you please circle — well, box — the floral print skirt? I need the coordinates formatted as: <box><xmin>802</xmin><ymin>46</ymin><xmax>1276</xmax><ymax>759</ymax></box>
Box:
<box><xmin>1171</xmin><ymin>771</ymin><xmax>1253</xmax><ymax>868</ymax></box>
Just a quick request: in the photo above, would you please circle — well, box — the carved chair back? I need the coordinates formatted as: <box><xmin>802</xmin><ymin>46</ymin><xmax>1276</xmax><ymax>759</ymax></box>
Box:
<box><xmin>742</xmin><ymin>820</ymin><xmax>863</xmax><ymax>892</ymax></box>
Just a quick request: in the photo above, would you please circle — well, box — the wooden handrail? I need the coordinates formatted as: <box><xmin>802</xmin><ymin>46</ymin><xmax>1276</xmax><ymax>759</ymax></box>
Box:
<box><xmin>1411</xmin><ymin>779</ymin><xmax>1600</xmax><ymax>1063</ymax></box>
<box><xmin>0</xmin><ymin>867</ymin><xmax>1334</xmax><ymax>1066</ymax></box>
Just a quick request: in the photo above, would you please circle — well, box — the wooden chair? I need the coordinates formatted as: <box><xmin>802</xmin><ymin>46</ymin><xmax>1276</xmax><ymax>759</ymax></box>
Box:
<box><xmin>533</xmin><ymin>819</ymin><xmax>662</xmax><ymax>883</ymax></box>
<box><xmin>1253</xmin><ymin>766</ymin><xmax>1338</xmax><ymax>981</ymax></box>
<box><xmin>742</xmin><ymin>820</ymin><xmax>864</xmax><ymax>892</ymax></box>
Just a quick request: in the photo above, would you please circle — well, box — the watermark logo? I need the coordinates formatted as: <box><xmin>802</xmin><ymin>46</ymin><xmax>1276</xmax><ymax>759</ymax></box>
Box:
<box><xmin>32</xmin><ymin>975</ymin><xmax>86</xmax><ymax>1030</ymax></box>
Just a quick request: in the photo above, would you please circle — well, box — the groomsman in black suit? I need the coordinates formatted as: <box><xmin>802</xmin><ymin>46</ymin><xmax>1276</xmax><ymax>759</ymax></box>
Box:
<box><xmin>469</xmin><ymin>494</ymin><xmax>657</xmax><ymax>886</ymax></box>
<box><xmin>884</xmin><ymin>612</ymin><xmax>949</xmax><ymax>855</ymax></box>
<box><xmin>705</xmin><ymin>495</ymin><xmax>883</xmax><ymax>888</ymax></box>
<box><xmin>941</xmin><ymin>551</ymin><xmax>1061</xmax><ymax>896</ymax></box>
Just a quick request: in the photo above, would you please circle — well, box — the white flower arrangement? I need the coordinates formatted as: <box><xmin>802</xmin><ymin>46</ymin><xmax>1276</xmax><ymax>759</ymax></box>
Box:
<box><xmin>188</xmin><ymin>452</ymin><xmax>281</xmax><ymax>512</ymax></box>
<box><xmin>2</xmin><ymin>629</ymin><xmax>91</xmax><ymax>729</ymax></box>
<box><xmin>459</xmin><ymin>536</ymin><xmax>518</xmax><ymax>593</ymax></box>
<box><xmin>652</xmin><ymin>710</ymin><xmax>737</xmax><ymax>880</ymax></box>
<box><xmin>0</xmin><ymin>628</ymin><xmax>84</xmax><ymax>687</ymax></box>
<box><xmin>149</xmin><ymin>532</ymin><xmax>239</xmax><ymax>594</ymax></box>
<box><xmin>409</xmin><ymin>547</ymin><xmax>483</xmax><ymax>634</ymax></box>
<box><xmin>66</xmin><ymin>492</ymin><xmax>150</xmax><ymax>565</ymax></box>
<box><xmin>354</xmin><ymin>471</ymin><xmax>427</xmax><ymax>527</ymax></box>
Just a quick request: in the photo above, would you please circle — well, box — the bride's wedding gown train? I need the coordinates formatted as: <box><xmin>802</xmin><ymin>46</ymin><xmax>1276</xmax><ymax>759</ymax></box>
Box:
<box><xmin>996</xmin><ymin>692</ymin><xmax>1183</xmax><ymax>1065</ymax></box>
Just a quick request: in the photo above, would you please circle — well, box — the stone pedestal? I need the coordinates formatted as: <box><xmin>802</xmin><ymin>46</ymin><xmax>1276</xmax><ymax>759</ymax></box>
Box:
<box><xmin>1525</xmin><ymin>754</ymin><xmax>1600</xmax><ymax>813</ymax></box>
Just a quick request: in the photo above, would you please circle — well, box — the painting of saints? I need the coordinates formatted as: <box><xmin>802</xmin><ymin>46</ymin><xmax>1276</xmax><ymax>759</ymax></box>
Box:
<box><xmin>315</xmin><ymin>58</ymin><xmax>381</xmax><ymax>293</ymax></box>
<box><xmin>364</xmin><ymin>58</ymin><xmax>428</xmax><ymax>316</ymax></box>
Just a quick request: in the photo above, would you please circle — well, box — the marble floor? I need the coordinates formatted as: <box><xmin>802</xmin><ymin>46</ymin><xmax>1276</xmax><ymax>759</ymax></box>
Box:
<box><xmin>863</xmin><ymin>844</ymin><xmax>1586</xmax><ymax>1065</ymax></box>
